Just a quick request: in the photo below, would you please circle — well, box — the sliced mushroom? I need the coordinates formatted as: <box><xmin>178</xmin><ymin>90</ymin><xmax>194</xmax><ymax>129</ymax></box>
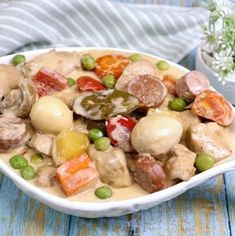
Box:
<box><xmin>27</xmin><ymin>133</ymin><xmax>54</xmax><ymax>156</ymax></box>
<box><xmin>37</xmin><ymin>165</ymin><xmax>56</xmax><ymax>187</ymax></box>
<box><xmin>0</xmin><ymin>89</ymin><xmax>22</xmax><ymax>114</ymax></box>
<box><xmin>17</xmin><ymin>79</ymin><xmax>38</xmax><ymax>118</ymax></box>
<box><xmin>0</xmin><ymin>79</ymin><xmax>37</xmax><ymax>118</ymax></box>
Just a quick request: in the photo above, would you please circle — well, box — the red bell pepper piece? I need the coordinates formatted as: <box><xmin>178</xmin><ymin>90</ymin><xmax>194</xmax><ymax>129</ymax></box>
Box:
<box><xmin>32</xmin><ymin>67</ymin><xmax>68</xmax><ymax>96</ymax></box>
<box><xmin>77</xmin><ymin>76</ymin><xmax>106</xmax><ymax>92</ymax></box>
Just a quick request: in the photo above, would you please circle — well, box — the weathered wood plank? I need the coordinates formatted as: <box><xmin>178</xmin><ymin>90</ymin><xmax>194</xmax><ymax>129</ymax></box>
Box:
<box><xmin>0</xmin><ymin>171</ymin><xmax>3</xmax><ymax>186</ymax></box>
<box><xmin>224</xmin><ymin>171</ymin><xmax>235</xmax><ymax>235</ymax></box>
<box><xmin>68</xmin><ymin>175</ymin><xmax>229</xmax><ymax>236</ymax></box>
<box><xmin>0</xmin><ymin>176</ymin><xmax>70</xmax><ymax>236</ymax></box>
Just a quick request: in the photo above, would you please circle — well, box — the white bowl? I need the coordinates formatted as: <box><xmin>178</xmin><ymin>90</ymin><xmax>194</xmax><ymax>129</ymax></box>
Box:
<box><xmin>196</xmin><ymin>48</ymin><xmax>235</xmax><ymax>104</ymax></box>
<box><xmin>0</xmin><ymin>47</ymin><xmax>235</xmax><ymax>218</ymax></box>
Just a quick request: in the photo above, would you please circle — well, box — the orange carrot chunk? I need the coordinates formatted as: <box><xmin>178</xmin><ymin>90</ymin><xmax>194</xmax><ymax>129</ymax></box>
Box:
<box><xmin>56</xmin><ymin>153</ymin><xmax>98</xmax><ymax>196</ymax></box>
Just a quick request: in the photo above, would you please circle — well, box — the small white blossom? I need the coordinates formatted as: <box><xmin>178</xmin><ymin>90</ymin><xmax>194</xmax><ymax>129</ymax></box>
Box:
<box><xmin>203</xmin><ymin>0</ymin><xmax>235</xmax><ymax>81</ymax></box>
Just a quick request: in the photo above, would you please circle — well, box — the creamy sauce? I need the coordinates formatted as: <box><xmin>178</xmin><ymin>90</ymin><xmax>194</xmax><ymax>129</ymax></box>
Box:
<box><xmin>0</xmin><ymin>148</ymin><xmax>147</xmax><ymax>202</ymax></box>
<box><xmin>0</xmin><ymin>49</ymin><xmax>234</xmax><ymax>202</ymax></box>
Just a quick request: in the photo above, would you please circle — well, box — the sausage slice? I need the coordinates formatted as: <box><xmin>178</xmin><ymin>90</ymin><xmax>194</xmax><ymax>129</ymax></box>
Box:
<box><xmin>127</xmin><ymin>75</ymin><xmax>167</xmax><ymax>108</ymax></box>
<box><xmin>0</xmin><ymin>114</ymin><xmax>27</xmax><ymax>152</ymax></box>
<box><xmin>191</xmin><ymin>90</ymin><xmax>234</xmax><ymax>126</ymax></box>
<box><xmin>127</xmin><ymin>154</ymin><xmax>167</xmax><ymax>193</ymax></box>
<box><xmin>175</xmin><ymin>71</ymin><xmax>210</xmax><ymax>102</ymax></box>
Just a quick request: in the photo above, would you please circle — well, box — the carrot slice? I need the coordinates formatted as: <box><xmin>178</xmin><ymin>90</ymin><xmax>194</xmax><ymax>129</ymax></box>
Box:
<box><xmin>163</xmin><ymin>75</ymin><xmax>176</xmax><ymax>95</ymax></box>
<box><xmin>56</xmin><ymin>153</ymin><xmax>98</xmax><ymax>196</ymax></box>
<box><xmin>95</xmin><ymin>55</ymin><xmax>129</xmax><ymax>79</ymax></box>
<box><xmin>191</xmin><ymin>90</ymin><xmax>234</xmax><ymax>126</ymax></box>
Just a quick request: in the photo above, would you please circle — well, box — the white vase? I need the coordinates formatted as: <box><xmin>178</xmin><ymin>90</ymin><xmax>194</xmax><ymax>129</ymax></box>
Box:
<box><xmin>195</xmin><ymin>47</ymin><xmax>235</xmax><ymax>104</ymax></box>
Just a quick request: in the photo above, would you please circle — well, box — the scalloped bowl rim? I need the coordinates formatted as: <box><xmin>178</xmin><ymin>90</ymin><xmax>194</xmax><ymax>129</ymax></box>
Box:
<box><xmin>0</xmin><ymin>47</ymin><xmax>235</xmax><ymax>217</ymax></box>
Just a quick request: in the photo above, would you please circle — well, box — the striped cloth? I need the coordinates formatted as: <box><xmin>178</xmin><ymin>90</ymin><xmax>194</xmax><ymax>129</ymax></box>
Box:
<box><xmin>0</xmin><ymin>0</ymin><xmax>208</xmax><ymax>62</ymax></box>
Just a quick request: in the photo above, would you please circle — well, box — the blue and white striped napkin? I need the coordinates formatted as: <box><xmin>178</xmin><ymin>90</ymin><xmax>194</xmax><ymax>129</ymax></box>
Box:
<box><xmin>0</xmin><ymin>0</ymin><xmax>208</xmax><ymax>62</ymax></box>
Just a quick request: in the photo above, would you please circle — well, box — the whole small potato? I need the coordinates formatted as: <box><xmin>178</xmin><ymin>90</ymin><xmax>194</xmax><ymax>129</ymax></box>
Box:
<box><xmin>30</xmin><ymin>96</ymin><xmax>73</xmax><ymax>134</ymax></box>
<box><xmin>131</xmin><ymin>114</ymin><xmax>183</xmax><ymax>156</ymax></box>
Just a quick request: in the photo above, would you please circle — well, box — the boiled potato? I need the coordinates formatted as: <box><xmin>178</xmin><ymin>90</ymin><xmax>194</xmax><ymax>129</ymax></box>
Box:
<box><xmin>131</xmin><ymin>114</ymin><xmax>183</xmax><ymax>156</ymax></box>
<box><xmin>52</xmin><ymin>130</ymin><xmax>89</xmax><ymax>166</ymax></box>
<box><xmin>30</xmin><ymin>96</ymin><xmax>73</xmax><ymax>134</ymax></box>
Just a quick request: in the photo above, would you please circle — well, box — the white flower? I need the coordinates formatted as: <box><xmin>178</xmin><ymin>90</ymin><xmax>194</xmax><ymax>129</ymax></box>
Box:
<box><xmin>212</xmin><ymin>0</ymin><xmax>234</xmax><ymax>17</ymax></box>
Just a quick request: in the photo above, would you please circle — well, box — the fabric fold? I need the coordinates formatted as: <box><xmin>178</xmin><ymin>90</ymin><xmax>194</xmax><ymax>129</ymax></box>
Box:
<box><xmin>0</xmin><ymin>0</ymin><xmax>208</xmax><ymax>62</ymax></box>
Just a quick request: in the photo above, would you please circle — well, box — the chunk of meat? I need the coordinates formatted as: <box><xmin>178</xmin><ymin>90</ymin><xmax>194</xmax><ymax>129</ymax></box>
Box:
<box><xmin>127</xmin><ymin>154</ymin><xmax>167</xmax><ymax>193</ymax></box>
<box><xmin>53</xmin><ymin>86</ymin><xmax>80</xmax><ymax>108</ymax></box>
<box><xmin>127</xmin><ymin>75</ymin><xmax>167</xmax><ymax>108</ymax></box>
<box><xmin>0</xmin><ymin>64</ymin><xmax>23</xmax><ymax>99</ymax></box>
<box><xmin>23</xmin><ymin>50</ymin><xmax>81</xmax><ymax>78</ymax></box>
<box><xmin>191</xmin><ymin>90</ymin><xmax>234</xmax><ymax>126</ymax></box>
<box><xmin>115</xmin><ymin>60</ymin><xmax>161</xmax><ymax>91</ymax></box>
<box><xmin>37</xmin><ymin>165</ymin><xmax>56</xmax><ymax>187</ymax></box>
<box><xmin>32</xmin><ymin>67</ymin><xmax>68</xmax><ymax>96</ymax></box>
<box><xmin>178</xmin><ymin>110</ymin><xmax>200</xmax><ymax>140</ymax></box>
<box><xmin>175</xmin><ymin>71</ymin><xmax>210</xmax><ymax>102</ymax></box>
<box><xmin>88</xmin><ymin>144</ymin><xmax>132</xmax><ymax>187</ymax></box>
<box><xmin>0</xmin><ymin>114</ymin><xmax>27</xmax><ymax>152</ymax></box>
<box><xmin>27</xmin><ymin>133</ymin><xmax>54</xmax><ymax>156</ymax></box>
<box><xmin>95</xmin><ymin>54</ymin><xmax>129</xmax><ymax>79</ymax></box>
<box><xmin>188</xmin><ymin>122</ymin><xmax>233</xmax><ymax>162</ymax></box>
<box><xmin>106</xmin><ymin>115</ymin><xmax>136</xmax><ymax>152</ymax></box>
<box><xmin>164</xmin><ymin>144</ymin><xmax>196</xmax><ymax>181</ymax></box>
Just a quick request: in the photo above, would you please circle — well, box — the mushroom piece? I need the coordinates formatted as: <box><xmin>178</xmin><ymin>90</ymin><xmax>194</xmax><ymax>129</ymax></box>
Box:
<box><xmin>0</xmin><ymin>79</ymin><xmax>37</xmax><ymax>118</ymax></box>
<box><xmin>17</xmin><ymin>79</ymin><xmax>38</xmax><ymax>118</ymax></box>
<box><xmin>87</xmin><ymin>144</ymin><xmax>132</xmax><ymax>187</ymax></box>
<box><xmin>37</xmin><ymin>165</ymin><xmax>56</xmax><ymax>187</ymax></box>
<box><xmin>27</xmin><ymin>133</ymin><xmax>54</xmax><ymax>156</ymax></box>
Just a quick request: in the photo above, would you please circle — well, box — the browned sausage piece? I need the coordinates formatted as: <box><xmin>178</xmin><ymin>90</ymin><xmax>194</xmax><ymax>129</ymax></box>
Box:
<box><xmin>127</xmin><ymin>154</ymin><xmax>167</xmax><ymax>193</ymax></box>
<box><xmin>127</xmin><ymin>75</ymin><xmax>167</xmax><ymax>108</ymax></box>
<box><xmin>175</xmin><ymin>71</ymin><xmax>210</xmax><ymax>102</ymax></box>
<box><xmin>0</xmin><ymin>114</ymin><xmax>27</xmax><ymax>152</ymax></box>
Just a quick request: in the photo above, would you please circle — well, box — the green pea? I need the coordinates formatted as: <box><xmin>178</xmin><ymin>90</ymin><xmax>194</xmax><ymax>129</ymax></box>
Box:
<box><xmin>94</xmin><ymin>137</ymin><xmax>110</xmax><ymax>151</ymax></box>
<box><xmin>12</xmin><ymin>54</ymin><xmax>26</xmax><ymax>66</ymax></box>
<box><xmin>168</xmin><ymin>98</ymin><xmax>187</xmax><ymax>111</ymax></box>
<box><xmin>9</xmin><ymin>155</ymin><xmax>28</xmax><ymax>169</ymax></box>
<box><xmin>21</xmin><ymin>166</ymin><xmax>37</xmax><ymax>180</ymax></box>
<box><xmin>128</xmin><ymin>53</ymin><xmax>142</xmax><ymax>62</ymax></box>
<box><xmin>156</xmin><ymin>60</ymin><xmax>169</xmax><ymax>71</ymax></box>
<box><xmin>95</xmin><ymin>186</ymin><xmax>113</xmax><ymax>199</ymax></box>
<box><xmin>30</xmin><ymin>153</ymin><xmax>44</xmax><ymax>164</ymax></box>
<box><xmin>81</xmin><ymin>54</ymin><xmax>96</xmax><ymax>70</ymax></box>
<box><xmin>89</xmin><ymin>128</ymin><xmax>104</xmax><ymax>142</ymax></box>
<box><xmin>195</xmin><ymin>153</ymin><xmax>215</xmax><ymax>172</ymax></box>
<box><xmin>102</xmin><ymin>75</ymin><xmax>116</xmax><ymax>89</ymax></box>
<box><xmin>66</xmin><ymin>77</ymin><xmax>76</xmax><ymax>87</ymax></box>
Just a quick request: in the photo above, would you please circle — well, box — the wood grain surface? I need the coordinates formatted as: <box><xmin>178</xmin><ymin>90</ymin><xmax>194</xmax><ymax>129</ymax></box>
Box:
<box><xmin>0</xmin><ymin>1</ymin><xmax>234</xmax><ymax>236</ymax></box>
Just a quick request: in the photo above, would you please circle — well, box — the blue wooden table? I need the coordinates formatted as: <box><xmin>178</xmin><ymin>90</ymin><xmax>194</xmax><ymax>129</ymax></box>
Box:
<box><xmin>1</xmin><ymin>1</ymin><xmax>235</xmax><ymax>235</ymax></box>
